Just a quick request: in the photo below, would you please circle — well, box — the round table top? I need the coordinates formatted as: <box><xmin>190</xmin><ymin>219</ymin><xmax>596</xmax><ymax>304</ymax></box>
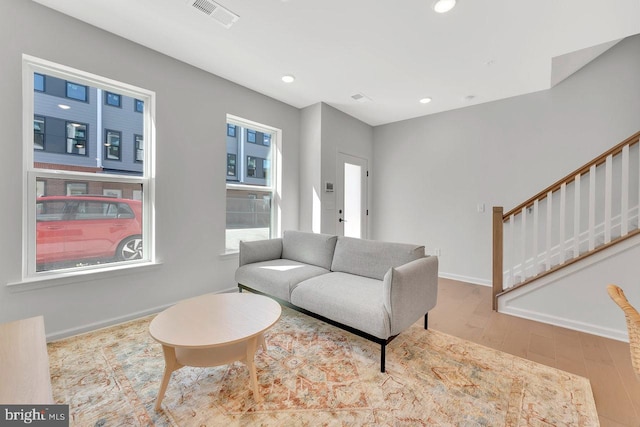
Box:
<box><xmin>149</xmin><ymin>293</ymin><xmax>281</xmax><ymax>349</ymax></box>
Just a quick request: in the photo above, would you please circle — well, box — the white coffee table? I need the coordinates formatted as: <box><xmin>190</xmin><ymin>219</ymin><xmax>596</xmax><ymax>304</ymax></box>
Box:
<box><xmin>149</xmin><ymin>292</ymin><xmax>281</xmax><ymax>410</ymax></box>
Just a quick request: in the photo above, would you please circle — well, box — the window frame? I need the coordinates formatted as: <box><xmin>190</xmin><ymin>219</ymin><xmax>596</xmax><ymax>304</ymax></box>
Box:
<box><xmin>134</xmin><ymin>99</ymin><xmax>144</xmax><ymax>113</ymax></box>
<box><xmin>65</xmin><ymin>121</ymin><xmax>89</xmax><ymax>155</ymax></box>
<box><xmin>105</xmin><ymin>92</ymin><xmax>122</xmax><ymax>108</ymax></box>
<box><xmin>104</xmin><ymin>129</ymin><xmax>122</xmax><ymax>161</ymax></box>
<box><xmin>33</xmin><ymin>115</ymin><xmax>45</xmax><ymax>150</ymax></box>
<box><xmin>134</xmin><ymin>134</ymin><xmax>144</xmax><ymax>163</ymax></box>
<box><xmin>65</xmin><ymin>81</ymin><xmax>88</xmax><ymax>102</ymax></box>
<box><xmin>225</xmin><ymin>115</ymin><xmax>281</xmax><ymax>254</ymax></box>
<box><xmin>21</xmin><ymin>54</ymin><xmax>156</xmax><ymax>282</ymax></box>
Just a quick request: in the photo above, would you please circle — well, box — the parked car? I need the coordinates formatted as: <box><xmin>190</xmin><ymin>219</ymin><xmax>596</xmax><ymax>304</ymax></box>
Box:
<box><xmin>36</xmin><ymin>195</ymin><xmax>142</xmax><ymax>268</ymax></box>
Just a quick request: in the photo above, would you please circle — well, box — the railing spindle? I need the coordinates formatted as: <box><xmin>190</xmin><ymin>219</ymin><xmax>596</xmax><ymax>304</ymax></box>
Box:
<box><xmin>588</xmin><ymin>165</ymin><xmax>596</xmax><ymax>251</ymax></box>
<box><xmin>622</xmin><ymin>144</ymin><xmax>629</xmax><ymax>236</ymax></box>
<box><xmin>545</xmin><ymin>191</ymin><xmax>552</xmax><ymax>271</ymax></box>
<box><xmin>520</xmin><ymin>206</ymin><xmax>527</xmax><ymax>280</ymax></box>
<box><xmin>604</xmin><ymin>155</ymin><xmax>613</xmax><ymax>244</ymax></box>
<box><xmin>532</xmin><ymin>199</ymin><xmax>539</xmax><ymax>275</ymax></box>
<box><xmin>559</xmin><ymin>183</ymin><xmax>566</xmax><ymax>264</ymax></box>
<box><xmin>573</xmin><ymin>173</ymin><xmax>581</xmax><ymax>258</ymax></box>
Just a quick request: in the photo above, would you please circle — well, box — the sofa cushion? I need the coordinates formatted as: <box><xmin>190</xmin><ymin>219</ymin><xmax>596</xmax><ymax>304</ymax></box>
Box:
<box><xmin>281</xmin><ymin>230</ymin><xmax>338</xmax><ymax>270</ymax></box>
<box><xmin>238</xmin><ymin>238</ymin><xmax>283</xmax><ymax>267</ymax></box>
<box><xmin>290</xmin><ymin>272</ymin><xmax>391</xmax><ymax>339</ymax></box>
<box><xmin>330</xmin><ymin>237</ymin><xmax>425</xmax><ymax>280</ymax></box>
<box><xmin>235</xmin><ymin>259</ymin><xmax>330</xmax><ymax>302</ymax></box>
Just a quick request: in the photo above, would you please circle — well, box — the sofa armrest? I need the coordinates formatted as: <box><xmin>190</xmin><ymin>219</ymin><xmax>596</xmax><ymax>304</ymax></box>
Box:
<box><xmin>238</xmin><ymin>238</ymin><xmax>283</xmax><ymax>267</ymax></box>
<box><xmin>383</xmin><ymin>256</ymin><xmax>438</xmax><ymax>336</ymax></box>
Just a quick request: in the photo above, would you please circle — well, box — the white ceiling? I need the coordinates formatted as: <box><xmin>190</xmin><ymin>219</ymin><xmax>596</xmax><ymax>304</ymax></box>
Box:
<box><xmin>33</xmin><ymin>0</ymin><xmax>640</xmax><ymax>126</ymax></box>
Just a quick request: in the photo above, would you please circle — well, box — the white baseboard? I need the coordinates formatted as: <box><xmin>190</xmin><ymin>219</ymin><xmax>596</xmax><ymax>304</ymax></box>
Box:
<box><xmin>500</xmin><ymin>305</ymin><xmax>628</xmax><ymax>342</ymax></box>
<box><xmin>439</xmin><ymin>272</ymin><xmax>491</xmax><ymax>287</ymax></box>
<box><xmin>46</xmin><ymin>286</ymin><xmax>239</xmax><ymax>342</ymax></box>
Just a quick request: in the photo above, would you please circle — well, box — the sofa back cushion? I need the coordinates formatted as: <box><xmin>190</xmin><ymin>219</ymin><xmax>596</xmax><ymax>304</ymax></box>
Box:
<box><xmin>282</xmin><ymin>230</ymin><xmax>338</xmax><ymax>270</ymax></box>
<box><xmin>331</xmin><ymin>236</ymin><xmax>425</xmax><ymax>280</ymax></box>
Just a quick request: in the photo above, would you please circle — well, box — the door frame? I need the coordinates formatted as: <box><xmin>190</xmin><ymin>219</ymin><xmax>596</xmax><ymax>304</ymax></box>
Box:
<box><xmin>336</xmin><ymin>152</ymin><xmax>368</xmax><ymax>238</ymax></box>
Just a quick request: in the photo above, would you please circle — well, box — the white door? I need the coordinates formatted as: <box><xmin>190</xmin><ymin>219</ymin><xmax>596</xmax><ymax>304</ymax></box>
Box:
<box><xmin>336</xmin><ymin>153</ymin><xmax>368</xmax><ymax>238</ymax></box>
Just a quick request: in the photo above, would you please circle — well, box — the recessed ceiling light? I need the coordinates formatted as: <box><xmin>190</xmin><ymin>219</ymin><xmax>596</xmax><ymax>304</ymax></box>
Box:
<box><xmin>433</xmin><ymin>0</ymin><xmax>456</xmax><ymax>13</ymax></box>
<box><xmin>58</xmin><ymin>104</ymin><xmax>71</xmax><ymax>110</ymax></box>
<box><xmin>281</xmin><ymin>75</ymin><xmax>295</xmax><ymax>83</ymax></box>
<box><xmin>419</xmin><ymin>97</ymin><xmax>432</xmax><ymax>104</ymax></box>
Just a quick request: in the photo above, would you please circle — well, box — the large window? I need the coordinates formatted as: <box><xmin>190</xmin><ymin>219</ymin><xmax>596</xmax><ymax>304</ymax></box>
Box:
<box><xmin>23</xmin><ymin>55</ymin><xmax>155</xmax><ymax>278</ymax></box>
<box><xmin>225</xmin><ymin>115</ymin><xmax>279</xmax><ymax>252</ymax></box>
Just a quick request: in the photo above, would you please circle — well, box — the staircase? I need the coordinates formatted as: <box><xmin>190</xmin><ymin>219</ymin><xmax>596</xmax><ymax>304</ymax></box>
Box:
<box><xmin>492</xmin><ymin>130</ymin><xmax>640</xmax><ymax>310</ymax></box>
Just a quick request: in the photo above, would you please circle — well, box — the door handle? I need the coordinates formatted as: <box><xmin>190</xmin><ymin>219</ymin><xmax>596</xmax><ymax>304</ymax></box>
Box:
<box><xmin>339</xmin><ymin>218</ymin><xmax>347</xmax><ymax>222</ymax></box>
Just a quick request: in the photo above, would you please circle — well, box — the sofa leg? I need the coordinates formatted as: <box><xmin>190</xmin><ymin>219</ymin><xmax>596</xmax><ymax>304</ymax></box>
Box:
<box><xmin>381</xmin><ymin>344</ymin><xmax>386</xmax><ymax>373</ymax></box>
<box><xmin>424</xmin><ymin>313</ymin><xmax>428</xmax><ymax>330</ymax></box>
<box><xmin>238</xmin><ymin>285</ymin><xmax>243</xmax><ymax>293</ymax></box>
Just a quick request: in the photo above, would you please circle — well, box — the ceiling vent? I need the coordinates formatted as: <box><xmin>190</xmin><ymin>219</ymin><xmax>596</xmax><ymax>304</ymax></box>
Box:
<box><xmin>351</xmin><ymin>93</ymin><xmax>372</xmax><ymax>103</ymax></box>
<box><xmin>187</xmin><ymin>0</ymin><xmax>240</xmax><ymax>29</ymax></box>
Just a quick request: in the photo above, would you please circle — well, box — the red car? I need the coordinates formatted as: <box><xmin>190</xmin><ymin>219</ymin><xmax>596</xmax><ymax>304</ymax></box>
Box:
<box><xmin>36</xmin><ymin>195</ymin><xmax>143</xmax><ymax>268</ymax></box>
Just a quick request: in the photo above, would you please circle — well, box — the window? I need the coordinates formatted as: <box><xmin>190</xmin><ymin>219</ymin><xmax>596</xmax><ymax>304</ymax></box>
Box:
<box><xmin>227</xmin><ymin>124</ymin><xmax>236</xmax><ymax>137</ymax></box>
<box><xmin>227</xmin><ymin>153</ymin><xmax>237</xmax><ymax>177</ymax></box>
<box><xmin>24</xmin><ymin>55</ymin><xmax>155</xmax><ymax>278</ymax></box>
<box><xmin>134</xmin><ymin>99</ymin><xmax>144</xmax><ymax>113</ymax></box>
<box><xmin>34</xmin><ymin>73</ymin><xmax>44</xmax><ymax>92</ymax></box>
<box><xmin>263</xmin><ymin>134</ymin><xmax>271</xmax><ymax>146</ymax></box>
<box><xmin>34</xmin><ymin>116</ymin><xmax>44</xmax><ymax>150</ymax></box>
<box><xmin>134</xmin><ymin>134</ymin><xmax>144</xmax><ymax>163</ymax></box>
<box><xmin>66</xmin><ymin>81</ymin><xmax>87</xmax><ymax>102</ymax></box>
<box><xmin>247</xmin><ymin>129</ymin><xmax>256</xmax><ymax>143</ymax></box>
<box><xmin>66</xmin><ymin>122</ymin><xmax>88</xmax><ymax>155</ymax></box>
<box><xmin>105</xmin><ymin>92</ymin><xmax>121</xmax><ymax>107</ymax></box>
<box><xmin>104</xmin><ymin>130</ymin><xmax>121</xmax><ymax>160</ymax></box>
<box><xmin>225</xmin><ymin>116</ymin><xmax>279</xmax><ymax>253</ymax></box>
<box><xmin>65</xmin><ymin>182</ymin><xmax>88</xmax><ymax>195</ymax></box>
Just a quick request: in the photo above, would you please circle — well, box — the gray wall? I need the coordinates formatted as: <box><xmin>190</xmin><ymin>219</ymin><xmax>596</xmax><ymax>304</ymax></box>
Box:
<box><xmin>298</xmin><ymin>103</ymin><xmax>374</xmax><ymax>236</ymax></box>
<box><xmin>372</xmin><ymin>34</ymin><xmax>640</xmax><ymax>284</ymax></box>
<box><xmin>0</xmin><ymin>0</ymin><xmax>300</xmax><ymax>338</ymax></box>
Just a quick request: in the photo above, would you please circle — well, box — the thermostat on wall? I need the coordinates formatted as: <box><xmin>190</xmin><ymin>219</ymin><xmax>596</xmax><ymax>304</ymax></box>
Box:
<box><xmin>325</xmin><ymin>182</ymin><xmax>334</xmax><ymax>192</ymax></box>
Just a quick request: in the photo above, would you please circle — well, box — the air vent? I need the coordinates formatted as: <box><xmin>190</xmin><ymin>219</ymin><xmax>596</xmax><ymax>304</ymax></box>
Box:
<box><xmin>187</xmin><ymin>0</ymin><xmax>240</xmax><ymax>29</ymax></box>
<box><xmin>351</xmin><ymin>93</ymin><xmax>372</xmax><ymax>103</ymax></box>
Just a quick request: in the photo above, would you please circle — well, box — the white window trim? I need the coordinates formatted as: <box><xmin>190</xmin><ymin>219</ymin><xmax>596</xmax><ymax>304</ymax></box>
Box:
<box><xmin>225</xmin><ymin>114</ymin><xmax>282</xmax><ymax>254</ymax></box>
<box><xmin>19</xmin><ymin>55</ymin><xmax>157</xmax><ymax>284</ymax></box>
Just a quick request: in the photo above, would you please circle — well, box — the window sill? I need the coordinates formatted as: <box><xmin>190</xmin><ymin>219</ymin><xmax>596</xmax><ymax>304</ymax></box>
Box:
<box><xmin>6</xmin><ymin>261</ymin><xmax>162</xmax><ymax>292</ymax></box>
<box><xmin>219</xmin><ymin>251</ymin><xmax>239</xmax><ymax>260</ymax></box>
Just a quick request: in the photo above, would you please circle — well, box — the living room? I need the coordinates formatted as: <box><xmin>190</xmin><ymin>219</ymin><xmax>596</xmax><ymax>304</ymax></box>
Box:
<box><xmin>1</xmin><ymin>0</ymin><xmax>640</xmax><ymax>425</ymax></box>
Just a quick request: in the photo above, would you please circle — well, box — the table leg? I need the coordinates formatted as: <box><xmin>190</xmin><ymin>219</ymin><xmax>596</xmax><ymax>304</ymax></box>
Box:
<box><xmin>155</xmin><ymin>345</ymin><xmax>183</xmax><ymax>411</ymax></box>
<box><xmin>246</xmin><ymin>337</ymin><xmax>261</xmax><ymax>402</ymax></box>
<box><xmin>258</xmin><ymin>332</ymin><xmax>267</xmax><ymax>352</ymax></box>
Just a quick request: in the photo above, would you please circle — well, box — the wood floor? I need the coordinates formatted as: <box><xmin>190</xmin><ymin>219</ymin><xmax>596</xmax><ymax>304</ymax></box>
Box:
<box><xmin>429</xmin><ymin>278</ymin><xmax>640</xmax><ymax>427</ymax></box>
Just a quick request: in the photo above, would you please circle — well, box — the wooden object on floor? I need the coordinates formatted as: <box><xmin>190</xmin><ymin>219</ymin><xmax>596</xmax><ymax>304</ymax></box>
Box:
<box><xmin>607</xmin><ymin>284</ymin><xmax>640</xmax><ymax>379</ymax></box>
<box><xmin>149</xmin><ymin>293</ymin><xmax>281</xmax><ymax>410</ymax></box>
<box><xmin>0</xmin><ymin>315</ymin><xmax>53</xmax><ymax>404</ymax></box>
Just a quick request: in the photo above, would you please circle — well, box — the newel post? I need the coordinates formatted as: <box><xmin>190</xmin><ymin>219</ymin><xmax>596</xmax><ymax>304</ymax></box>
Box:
<box><xmin>492</xmin><ymin>206</ymin><xmax>504</xmax><ymax>311</ymax></box>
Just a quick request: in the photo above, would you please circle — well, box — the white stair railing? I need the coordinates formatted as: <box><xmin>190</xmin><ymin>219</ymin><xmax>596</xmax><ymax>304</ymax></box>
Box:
<box><xmin>493</xmin><ymin>131</ymin><xmax>640</xmax><ymax>307</ymax></box>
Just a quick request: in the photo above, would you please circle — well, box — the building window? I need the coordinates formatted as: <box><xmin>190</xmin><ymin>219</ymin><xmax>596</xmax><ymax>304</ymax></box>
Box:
<box><xmin>34</xmin><ymin>116</ymin><xmax>45</xmax><ymax>150</ymax></box>
<box><xmin>134</xmin><ymin>134</ymin><xmax>144</xmax><ymax>163</ymax></box>
<box><xmin>227</xmin><ymin>153</ymin><xmax>237</xmax><ymax>177</ymax></box>
<box><xmin>227</xmin><ymin>124</ymin><xmax>236</xmax><ymax>137</ymax></box>
<box><xmin>66</xmin><ymin>122</ymin><xmax>88</xmax><ymax>155</ymax></box>
<box><xmin>24</xmin><ymin>56</ymin><xmax>155</xmax><ymax>278</ymax></box>
<box><xmin>34</xmin><ymin>73</ymin><xmax>45</xmax><ymax>92</ymax></box>
<box><xmin>65</xmin><ymin>182</ymin><xmax>88</xmax><ymax>195</ymax></box>
<box><xmin>246</xmin><ymin>156</ymin><xmax>268</xmax><ymax>179</ymax></box>
<box><xmin>225</xmin><ymin>116</ymin><xmax>279</xmax><ymax>253</ymax></box>
<box><xmin>66</xmin><ymin>81</ymin><xmax>87</xmax><ymax>102</ymax></box>
<box><xmin>263</xmin><ymin>134</ymin><xmax>271</xmax><ymax>146</ymax></box>
<box><xmin>105</xmin><ymin>92</ymin><xmax>121</xmax><ymax>107</ymax></box>
<box><xmin>105</xmin><ymin>130</ymin><xmax>121</xmax><ymax>160</ymax></box>
<box><xmin>247</xmin><ymin>129</ymin><xmax>256</xmax><ymax>143</ymax></box>
<box><xmin>135</xmin><ymin>99</ymin><xmax>144</xmax><ymax>113</ymax></box>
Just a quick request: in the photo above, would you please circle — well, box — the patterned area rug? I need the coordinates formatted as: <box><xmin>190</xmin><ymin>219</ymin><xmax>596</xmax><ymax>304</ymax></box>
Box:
<box><xmin>48</xmin><ymin>306</ymin><xmax>599</xmax><ymax>426</ymax></box>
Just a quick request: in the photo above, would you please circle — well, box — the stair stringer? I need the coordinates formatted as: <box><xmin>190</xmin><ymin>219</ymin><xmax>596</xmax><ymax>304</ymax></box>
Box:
<box><xmin>497</xmin><ymin>232</ymin><xmax>640</xmax><ymax>342</ymax></box>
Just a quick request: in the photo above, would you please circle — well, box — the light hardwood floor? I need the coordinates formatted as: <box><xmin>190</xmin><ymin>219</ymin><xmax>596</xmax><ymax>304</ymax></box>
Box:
<box><xmin>429</xmin><ymin>278</ymin><xmax>640</xmax><ymax>427</ymax></box>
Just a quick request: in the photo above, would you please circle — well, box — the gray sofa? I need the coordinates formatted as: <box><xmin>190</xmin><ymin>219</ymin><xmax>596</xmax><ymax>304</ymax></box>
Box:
<box><xmin>235</xmin><ymin>230</ymin><xmax>439</xmax><ymax>372</ymax></box>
